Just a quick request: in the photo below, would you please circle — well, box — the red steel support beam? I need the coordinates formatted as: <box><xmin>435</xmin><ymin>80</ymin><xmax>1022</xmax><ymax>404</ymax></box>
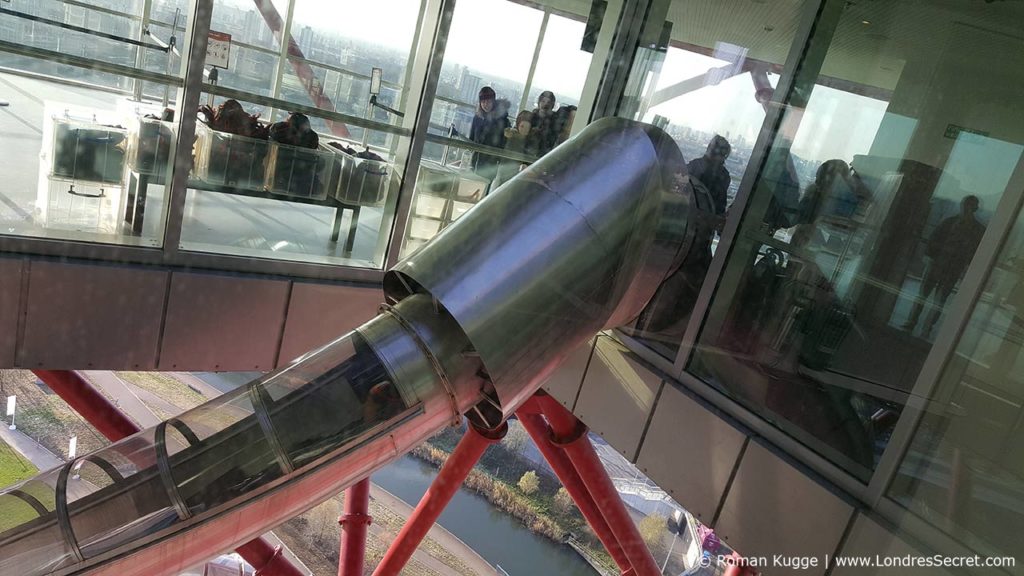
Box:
<box><xmin>372</xmin><ymin>421</ymin><xmax>507</xmax><ymax>576</ymax></box>
<box><xmin>338</xmin><ymin>478</ymin><xmax>372</xmax><ymax>576</ymax></box>
<box><xmin>516</xmin><ymin>406</ymin><xmax>632</xmax><ymax>573</ymax></box>
<box><xmin>32</xmin><ymin>370</ymin><xmax>140</xmax><ymax>441</ymax></box>
<box><xmin>236</xmin><ymin>539</ymin><xmax>306</xmax><ymax>576</ymax></box>
<box><xmin>535</xmin><ymin>393</ymin><xmax>663</xmax><ymax>576</ymax></box>
<box><xmin>251</xmin><ymin>0</ymin><xmax>351</xmax><ymax>138</ymax></box>
<box><xmin>32</xmin><ymin>370</ymin><xmax>305</xmax><ymax>576</ymax></box>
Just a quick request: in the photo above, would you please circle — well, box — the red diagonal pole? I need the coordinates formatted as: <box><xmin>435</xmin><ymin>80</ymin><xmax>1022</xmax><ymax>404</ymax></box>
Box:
<box><xmin>338</xmin><ymin>478</ymin><xmax>372</xmax><ymax>576</ymax></box>
<box><xmin>516</xmin><ymin>405</ymin><xmax>632</xmax><ymax>574</ymax></box>
<box><xmin>372</xmin><ymin>421</ymin><xmax>507</xmax><ymax>576</ymax></box>
<box><xmin>535</xmin><ymin>392</ymin><xmax>662</xmax><ymax>576</ymax></box>
<box><xmin>251</xmin><ymin>0</ymin><xmax>351</xmax><ymax>138</ymax></box>
<box><xmin>32</xmin><ymin>370</ymin><xmax>306</xmax><ymax>576</ymax></box>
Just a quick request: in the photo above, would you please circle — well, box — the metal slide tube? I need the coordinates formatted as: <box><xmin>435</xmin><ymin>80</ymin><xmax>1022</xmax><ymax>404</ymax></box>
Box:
<box><xmin>338</xmin><ymin>479</ymin><xmax>372</xmax><ymax>576</ymax></box>
<box><xmin>371</xmin><ymin>422</ymin><xmax>506</xmax><ymax>576</ymax></box>
<box><xmin>516</xmin><ymin>407</ymin><xmax>631</xmax><ymax>573</ymax></box>
<box><xmin>0</xmin><ymin>120</ymin><xmax>703</xmax><ymax>576</ymax></box>
<box><xmin>32</xmin><ymin>370</ymin><xmax>306</xmax><ymax>576</ymax></box>
<box><xmin>385</xmin><ymin>118</ymin><xmax>697</xmax><ymax>417</ymax></box>
<box><xmin>537</xmin><ymin>395</ymin><xmax>663</xmax><ymax>576</ymax></box>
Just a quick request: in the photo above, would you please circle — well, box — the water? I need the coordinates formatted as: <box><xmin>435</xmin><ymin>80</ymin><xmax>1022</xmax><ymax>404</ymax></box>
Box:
<box><xmin>372</xmin><ymin>455</ymin><xmax>598</xmax><ymax>576</ymax></box>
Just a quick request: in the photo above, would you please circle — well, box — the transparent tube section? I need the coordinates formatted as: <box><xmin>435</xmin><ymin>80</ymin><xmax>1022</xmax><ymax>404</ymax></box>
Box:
<box><xmin>0</xmin><ymin>331</ymin><xmax>412</xmax><ymax>576</ymax></box>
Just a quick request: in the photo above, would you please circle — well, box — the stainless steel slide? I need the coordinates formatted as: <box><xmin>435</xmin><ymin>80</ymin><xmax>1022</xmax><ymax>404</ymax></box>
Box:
<box><xmin>0</xmin><ymin>118</ymin><xmax>710</xmax><ymax>576</ymax></box>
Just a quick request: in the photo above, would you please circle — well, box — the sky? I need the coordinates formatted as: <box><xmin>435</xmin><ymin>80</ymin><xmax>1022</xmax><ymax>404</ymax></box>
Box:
<box><xmin>645</xmin><ymin>47</ymin><xmax>892</xmax><ymax>163</ymax></box>
<box><xmin>229</xmin><ymin>0</ymin><xmax>593</xmax><ymax>100</ymax></box>
<box><xmin>224</xmin><ymin>0</ymin><xmax>892</xmax><ymax>162</ymax></box>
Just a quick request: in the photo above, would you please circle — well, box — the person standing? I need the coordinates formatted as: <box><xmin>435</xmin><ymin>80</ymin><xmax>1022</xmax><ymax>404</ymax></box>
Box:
<box><xmin>903</xmin><ymin>195</ymin><xmax>986</xmax><ymax>337</ymax></box>
<box><xmin>469</xmin><ymin>86</ymin><xmax>510</xmax><ymax>183</ymax></box>
<box><xmin>687</xmin><ymin>135</ymin><xmax>732</xmax><ymax>229</ymax></box>
<box><xmin>529</xmin><ymin>90</ymin><xmax>559</xmax><ymax>157</ymax></box>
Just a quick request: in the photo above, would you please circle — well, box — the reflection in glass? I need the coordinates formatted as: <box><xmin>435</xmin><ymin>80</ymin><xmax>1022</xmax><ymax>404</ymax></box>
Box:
<box><xmin>0</xmin><ymin>1</ymin><xmax>184</xmax><ymax>248</ymax></box>
<box><xmin>687</xmin><ymin>0</ymin><xmax>1024</xmax><ymax>479</ymax></box>
<box><xmin>890</xmin><ymin>190</ymin><xmax>1024</xmax><ymax>562</ymax></box>
<box><xmin>619</xmin><ymin>1</ymin><xmax>807</xmax><ymax>359</ymax></box>
<box><xmin>402</xmin><ymin>0</ymin><xmax>594</xmax><ymax>256</ymax></box>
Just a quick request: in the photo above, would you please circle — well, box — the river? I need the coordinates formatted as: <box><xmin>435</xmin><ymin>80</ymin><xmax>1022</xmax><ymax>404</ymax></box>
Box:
<box><xmin>372</xmin><ymin>455</ymin><xmax>598</xmax><ymax>576</ymax></box>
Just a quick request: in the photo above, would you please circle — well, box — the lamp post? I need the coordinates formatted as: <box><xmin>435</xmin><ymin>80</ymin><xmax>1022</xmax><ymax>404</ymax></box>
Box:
<box><xmin>661</xmin><ymin>509</ymin><xmax>684</xmax><ymax>573</ymax></box>
<box><xmin>6</xmin><ymin>395</ymin><xmax>15</xmax><ymax>430</ymax></box>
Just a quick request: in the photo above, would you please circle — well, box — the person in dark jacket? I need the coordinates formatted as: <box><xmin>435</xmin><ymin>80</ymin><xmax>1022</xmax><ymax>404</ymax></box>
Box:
<box><xmin>687</xmin><ymin>135</ymin><xmax>732</xmax><ymax>229</ymax></box>
<box><xmin>469</xmin><ymin>86</ymin><xmax>510</xmax><ymax>182</ymax></box>
<box><xmin>903</xmin><ymin>195</ymin><xmax>986</xmax><ymax>336</ymax></box>
<box><xmin>528</xmin><ymin>90</ymin><xmax>559</xmax><ymax>157</ymax></box>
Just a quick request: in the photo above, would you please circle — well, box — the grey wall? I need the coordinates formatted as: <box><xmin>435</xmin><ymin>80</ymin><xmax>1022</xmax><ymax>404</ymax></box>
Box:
<box><xmin>545</xmin><ymin>334</ymin><xmax>956</xmax><ymax>576</ymax></box>
<box><xmin>0</xmin><ymin>255</ymin><xmax>382</xmax><ymax>372</ymax></box>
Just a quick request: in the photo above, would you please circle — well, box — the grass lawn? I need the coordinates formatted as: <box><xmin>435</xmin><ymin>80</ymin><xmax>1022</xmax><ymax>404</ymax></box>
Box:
<box><xmin>0</xmin><ymin>438</ymin><xmax>39</xmax><ymax>488</ymax></box>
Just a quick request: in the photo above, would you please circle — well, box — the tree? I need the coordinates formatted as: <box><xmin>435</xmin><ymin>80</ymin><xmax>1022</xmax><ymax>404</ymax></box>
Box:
<box><xmin>638</xmin><ymin>514</ymin><xmax>669</xmax><ymax>559</ymax></box>
<box><xmin>553</xmin><ymin>487</ymin><xmax>575</xmax><ymax>516</ymax></box>
<box><xmin>503</xmin><ymin>420</ymin><xmax>530</xmax><ymax>454</ymax></box>
<box><xmin>518</xmin><ymin>470</ymin><xmax>540</xmax><ymax>495</ymax></box>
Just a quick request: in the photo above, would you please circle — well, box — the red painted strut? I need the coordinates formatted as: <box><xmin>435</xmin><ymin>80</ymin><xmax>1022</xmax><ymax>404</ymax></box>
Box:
<box><xmin>338</xmin><ymin>478</ymin><xmax>372</xmax><ymax>576</ymax></box>
<box><xmin>516</xmin><ymin>406</ymin><xmax>632</xmax><ymax>573</ymax></box>
<box><xmin>31</xmin><ymin>370</ymin><xmax>306</xmax><ymax>576</ymax></box>
<box><xmin>372</xmin><ymin>421</ymin><xmax>507</xmax><ymax>576</ymax></box>
<box><xmin>536</xmin><ymin>393</ymin><xmax>663</xmax><ymax>576</ymax></box>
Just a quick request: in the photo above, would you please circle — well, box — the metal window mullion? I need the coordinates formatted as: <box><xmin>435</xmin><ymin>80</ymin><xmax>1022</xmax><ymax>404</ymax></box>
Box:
<box><xmin>133</xmin><ymin>0</ymin><xmax>154</xmax><ymax>101</ymax></box>
<box><xmin>382</xmin><ymin>0</ymin><xmax>457</xmax><ymax>269</ymax></box>
<box><xmin>0</xmin><ymin>40</ymin><xmax>181</xmax><ymax>86</ymax></box>
<box><xmin>588</xmin><ymin>0</ymin><xmax>649</xmax><ymax>120</ymax></box>
<box><xmin>670</xmin><ymin>0</ymin><xmax>843</xmax><ymax>376</ymax></box>
<box><xmin>520</xmin><ymin>10</ymin><xmax>549</xmax><ymax>113</ymax></box>
<box><xmin>160</xmin><ymin>0</ymin><xmax>211</xmax><ymax>260</ymax></box>
<box><xmin>267</xmin><ymin>0</ymin><xmax>298</xmax><ymax>123</ymax></box>
<box><xmin>864</xmin><ymin>152</ymin><xmax>1024</xmax><ymax>507</ymax></box>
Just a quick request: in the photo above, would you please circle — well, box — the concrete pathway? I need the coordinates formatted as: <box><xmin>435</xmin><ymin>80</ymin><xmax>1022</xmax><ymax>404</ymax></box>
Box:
<box><xmin>81</xmin><ymin>371</ymin><xmax>161</xmax><ymax>428</ymax></box>
<box><xmin>0</xmin><ymin>423</ymin><xmax>63</xmax><ymax>471</ymax></box>
<box><xmin>169</xmin><ymin>372</ymin><xmax>231</xmax><ymax>398</ymax></box>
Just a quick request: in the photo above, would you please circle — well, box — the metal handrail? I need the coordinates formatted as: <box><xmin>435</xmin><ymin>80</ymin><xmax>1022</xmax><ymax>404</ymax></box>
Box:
<box><xmin>202</xmin><ymin>83</ymin><xmax>411</xmax><ymax>137</ymax></box>
<box><xmin>0</xmin><ymin>40</ymin><xmax>183</xmax><ymax>86</ymax></box>
<box><xmin>0</xmin><ymin>7</ymin><xmax>168</xmax><ymax>52</ymax></box>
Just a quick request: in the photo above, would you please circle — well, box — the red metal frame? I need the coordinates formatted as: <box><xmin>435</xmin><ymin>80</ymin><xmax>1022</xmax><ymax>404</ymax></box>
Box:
<box><xmin>371</xmin><ymin>421</ymin><xmax>507</xmax><ymax>576</ymax></box>
<box><xmin>338</xmin><ymin>478</ymin><xmax>372</xmax><ymax>576</ymax></box>
<box><xmin>250</xmin><ymin>0</ymin><xmax>351</xmax><ymax>139</ymax></box>
<box><xmin>535</xmin><ymin>393</ymin><xmax>663</xmax><ymax>576</ymax></box>
<box><xmin>516</xmin><ymin>406</ymin><xmax>632</xmax><ymax>573</ymax></box>
<box><xmin>32</xmin><ymin>370</ymin><xmax>140</xmax><ymax>441</ymax></box>
<box><xmin>32</xmin><ymin>370</ymin><xmax>305</xmax><ymax>576</ymax></box>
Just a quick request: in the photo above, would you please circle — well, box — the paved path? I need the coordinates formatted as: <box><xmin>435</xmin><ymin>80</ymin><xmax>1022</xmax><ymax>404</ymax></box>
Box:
<box><xmin>0</xmin><ymin>423</ymin><xmax>62</xmax><ymax>471</ymax></box>
<box><xmin>169</xmin><ymin>371</ymin><xmax>232</xmax><ymax>398</ymax></box>
<box><xmin>370</xmin><ymin>483</ymin><xmax>493</xmax><ymax>576</ymax></box>
<box><xmin>81</xmin><ymin>371</ymin><xmax>161</xmax><ymax>428</ymax></box>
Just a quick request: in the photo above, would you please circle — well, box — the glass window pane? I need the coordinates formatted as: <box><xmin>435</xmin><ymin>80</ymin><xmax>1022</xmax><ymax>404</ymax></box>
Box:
<box><xmin>688</xmin><ymin>0</ymin><xmax>1024</xmax><ymax>480</ymax></box>
<box><xmin>622</xmin><ymin>1</ymin><xmax>809</xmax><ymax>359</ymax></box>
<box><xmin>179</xmin><ymin>0</ymin><xmax>423</xmax><ymax>268</ymax></box>
<box><xmin>399</xmin><ymin>0</ymin><xmax>599</xmax><ymax>258</ymax></box>
<box><xmin>889</xmin><ymin>173</ymin><xmax>1024</xmax><ymax>561</ymax></box>
<box><xmin>0</xmin><ymin>1</ymin><xmax>184</xmax><ymax>249</ymax></box>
